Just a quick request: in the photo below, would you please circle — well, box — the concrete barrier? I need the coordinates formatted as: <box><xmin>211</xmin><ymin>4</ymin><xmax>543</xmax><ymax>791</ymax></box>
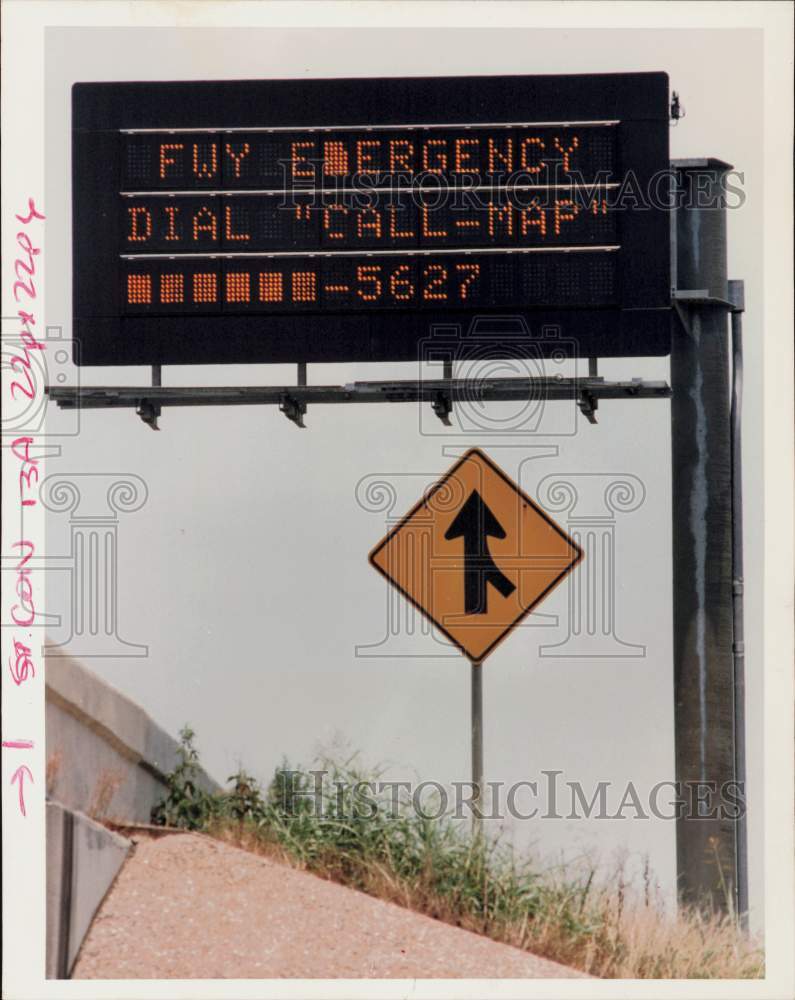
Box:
<box><xmin>46</xmin><ymin>650</ymin><xmax>219</xmax><ymax>821</ymax></box>
<box><xmin>45</xmin><ymin>650</ymin><xmax>221</xmax><ymax>977</ymax></box>
<box><xmin>46</xmin><ymin>803</ymin><xmax>132</xmax><ymax>978</ymax></box>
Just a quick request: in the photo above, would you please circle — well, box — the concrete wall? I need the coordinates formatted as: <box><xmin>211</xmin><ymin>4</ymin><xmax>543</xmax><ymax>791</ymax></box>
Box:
<box><xmin>45</xmin><ymin>650</ymin><xmax>220</xmax><ymax>977</ymax></box>
<box><xmin>46</xmin><ymin>649</ymin><xmax>219</xmax><ymax>822</ymax></box>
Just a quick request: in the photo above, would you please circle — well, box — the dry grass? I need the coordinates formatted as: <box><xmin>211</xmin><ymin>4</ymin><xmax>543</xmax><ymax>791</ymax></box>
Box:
<box><xmin>155</xmin><ymin>738</ymin><xmax>763</xmax><ymax>980</ymax></box>
<box><xmin>46</xmin><ymin>750</ymin><xmax>63</xmax><ymax>798</ymax></box>
<box><xmin>205</xmin><ymin>814</ymin><xmax>763</xmax><ymax>980</ymax></box>
<box><xmin>88</xmin><ymin>768</ymin><xmax>124</xmax><ymax>821</ymax></box>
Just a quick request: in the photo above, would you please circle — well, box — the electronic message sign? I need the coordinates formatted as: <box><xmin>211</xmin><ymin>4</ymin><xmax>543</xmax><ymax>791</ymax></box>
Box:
<box><xmin>72</xmin><ymin>74</ymin><xmax>671</xmax><ymax>366</ymax></box>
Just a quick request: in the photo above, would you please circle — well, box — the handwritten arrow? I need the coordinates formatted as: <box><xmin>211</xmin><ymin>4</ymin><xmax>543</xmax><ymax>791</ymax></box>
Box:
<box><xmin>11</xmin><ymin>765</ymin><xmax>33</xmax><ymax>817</ymax></box>
<box><xmin>444</xmin><ymin>490</ymin><xmax>516</xmax><ymax>615</ymax></box>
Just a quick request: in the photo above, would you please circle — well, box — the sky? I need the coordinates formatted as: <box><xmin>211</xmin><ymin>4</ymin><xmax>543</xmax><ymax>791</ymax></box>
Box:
<box><xmin>41</xmin><ymin>24</ymin><xmax>765</xmax><ymax>925</ymax></box>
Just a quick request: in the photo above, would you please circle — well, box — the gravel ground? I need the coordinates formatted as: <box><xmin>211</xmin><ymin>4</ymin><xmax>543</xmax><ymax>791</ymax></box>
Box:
<box><xmin>72</xmin><ymin>832</ymin><xmax>588</xmax><ymax>979</ymax></box>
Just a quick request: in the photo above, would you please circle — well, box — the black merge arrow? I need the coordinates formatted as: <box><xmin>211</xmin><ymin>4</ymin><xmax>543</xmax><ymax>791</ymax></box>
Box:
<box><xmin>444</xmin><ymin>490</ymin><xmax>516</xmax><ymax>615</ymax></box>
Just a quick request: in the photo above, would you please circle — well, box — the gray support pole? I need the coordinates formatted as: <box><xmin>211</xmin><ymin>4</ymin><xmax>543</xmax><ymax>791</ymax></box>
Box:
<box><xmin>471</xmin><ymin>660</ymin><xmax>483</xmax><ymax>836</ymax></box>
<box><xmin>671</xmin><ymin>159</ymin><xmax>737</xmax><ymax>912</ymax></box>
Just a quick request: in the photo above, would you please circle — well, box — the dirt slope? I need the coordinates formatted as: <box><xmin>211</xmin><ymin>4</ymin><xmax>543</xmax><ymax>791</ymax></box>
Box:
<box><xmin>72</xmin><ymin>831</ymin><xmax>588</xmax><ymax>979</ymax></box>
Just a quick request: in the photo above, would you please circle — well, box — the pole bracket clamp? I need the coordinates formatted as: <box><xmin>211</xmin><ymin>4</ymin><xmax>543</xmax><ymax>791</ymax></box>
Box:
<box><xmin>136</xmin><ymin>400</ymin><xmax>160</xmax><ymax>431</ymax></box>
<box><xmin>279</xmin><ymin>393</ymin><xmax>307</xmax><ymax>428</ymax></box>
<box><xmin>578</xmin><ymin>389</ymin><xmax>599</xmax><ymax>425</ymax></box>
<box><xmin>432</xmin><ymin>391</ymin><xmax>453</xmax><ymax>426</ymax></box>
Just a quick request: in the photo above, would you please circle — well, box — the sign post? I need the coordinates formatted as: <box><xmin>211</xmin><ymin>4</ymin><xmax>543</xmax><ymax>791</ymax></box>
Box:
<box><xmin>369</xmin><ymin>448</ymin><xmax>583</xmax><ymax>831</ymax></box>
<box><xmin>471</xmin><ymin>659</ymin><xmax>484</xmax><ymax>835</ymax></box>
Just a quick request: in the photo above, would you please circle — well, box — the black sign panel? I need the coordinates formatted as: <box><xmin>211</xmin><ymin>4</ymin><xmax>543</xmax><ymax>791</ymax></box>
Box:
<box><xmin>72</xmin><ymin>74</ymin><xmax>671</xmax><ymax>365</ymax></box>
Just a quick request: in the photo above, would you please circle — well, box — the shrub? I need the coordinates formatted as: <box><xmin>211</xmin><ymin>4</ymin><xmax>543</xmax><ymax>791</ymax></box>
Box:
<box><xmin>151</xmin><ymin>724</ymin><xmax>215</xmax><ymax>830</ymax></box>
<box><xmin>223</xmin><ymin>767</ymin><xmax>267</xmax><ymax>824</ymax></box>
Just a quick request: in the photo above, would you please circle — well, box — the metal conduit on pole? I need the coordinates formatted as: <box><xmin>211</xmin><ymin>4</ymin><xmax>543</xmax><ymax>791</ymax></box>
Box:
<box><xmin>729</xmin><ymin>278</ymin><xmax>748</xmax><ymax>927</ymax></box>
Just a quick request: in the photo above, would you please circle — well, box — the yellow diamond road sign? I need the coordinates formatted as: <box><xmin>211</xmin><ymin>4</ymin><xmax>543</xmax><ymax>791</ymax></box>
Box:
<box><xmin>369</xmin><ymin>448</ymin><xmax>584</xmax><ymax>663</ymax></box>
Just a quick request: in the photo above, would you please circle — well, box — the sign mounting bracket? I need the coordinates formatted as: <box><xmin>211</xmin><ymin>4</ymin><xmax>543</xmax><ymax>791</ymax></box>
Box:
<box><xmin>48</xmin><ymin>374</ymin><xmax>671</xmax><ymax>430</ymax></box>
<box><xmin>431</xmin><ymin>359</ymin><xmax>454</xmax><ymax>427</ymax></box>
<box><xmin>136</xmin><ymin>364</ymin><xmax>163</xmax><ymax>430</ymax></box>
<box><xmin>279</xmin><ymin>362</ymin><xmax>309</xmax><ymax>428</ymax></box>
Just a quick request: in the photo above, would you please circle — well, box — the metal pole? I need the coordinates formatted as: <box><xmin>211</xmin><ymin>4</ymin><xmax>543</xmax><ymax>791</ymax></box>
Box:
<box><xmin>471</xmin><ymin>659</ymin><xmax>483</xmax><ymax>836</ymax></box>
<box><xmin>671</xmin><ymin>159</ymin><xmax>737</xmax><ymax>912</ymax></box>
<box><xmin>729</xmin><ymin>280</ymin><xmax>748</xmax><ymax>927</ymax></box>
